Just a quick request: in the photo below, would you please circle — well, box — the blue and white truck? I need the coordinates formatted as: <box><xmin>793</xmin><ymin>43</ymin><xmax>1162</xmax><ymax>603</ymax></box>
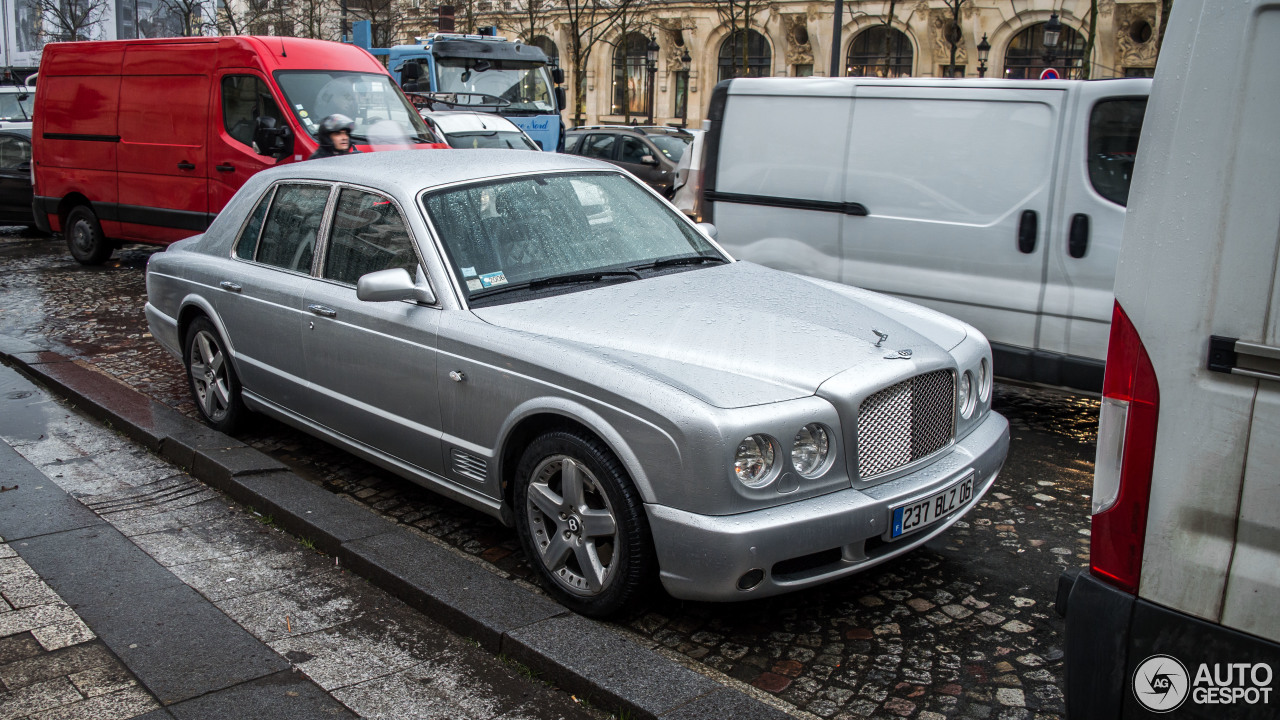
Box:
<box><xmin>349</xmin><ymin>20</ymin><xmax>566</xmax><ymax>152</ymax></box>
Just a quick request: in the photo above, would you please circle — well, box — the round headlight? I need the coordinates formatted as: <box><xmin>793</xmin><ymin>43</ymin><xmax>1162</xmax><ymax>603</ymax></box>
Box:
<box><xmin>978</xmin><ymin>358</ymin><xmax>992</xmax><ymax>402</ymax></box>
<box><xmin>959</xmin><ymin>370</ymin><xmax>977</xmax><ymax>419</ymax></box>
<box><xmin>734</xmin><ymin>435</ymin><xmax>776</xmax><ymax>487</ymax></box>
<box><xmin>792</xmin><ymin>424</ymin><xmax>831</xmax><ymax>478</ymax></box>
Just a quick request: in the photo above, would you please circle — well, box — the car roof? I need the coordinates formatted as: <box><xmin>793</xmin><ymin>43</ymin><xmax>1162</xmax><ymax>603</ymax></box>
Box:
<box><xmin>253</xmin><ymin>149</ymin><xmax>615</xmax><ymax>194</ymax></box>
<box><xmin>424</xmin><ymin>112</ymin><xmax>522</xmax><ymax>134</ymax></box>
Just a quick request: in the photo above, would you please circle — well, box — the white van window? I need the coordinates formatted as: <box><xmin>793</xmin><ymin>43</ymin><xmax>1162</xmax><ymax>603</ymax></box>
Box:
<box><xmin>845</xmin><ymin>98</ymin><xmax>1055</xmax><ymax>224</ymax></box>
<box><xmin>718</xmin><ymin>95</ymin><xmax>851</xmax><ymax>201</ymax></box>
<box><xmin>1087</xmin><ymin>98</ymin><xmax>1146</xmax><ymax>207</ymax></box>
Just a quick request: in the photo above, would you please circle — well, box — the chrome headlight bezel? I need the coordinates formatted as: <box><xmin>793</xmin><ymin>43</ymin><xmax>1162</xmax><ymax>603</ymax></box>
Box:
<box><xmin>958</xmin><ymin>370</ymin><xmax>977</xmax><ymax>419</ymax></box>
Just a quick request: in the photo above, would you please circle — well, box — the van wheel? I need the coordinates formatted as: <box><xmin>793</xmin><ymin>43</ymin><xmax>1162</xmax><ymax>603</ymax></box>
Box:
<box><xmin>65</xmin><ymin>206</ymin><xmax>112</xmax><ymax>265</ymax></box>
<box><xmin>513</xmin><ymin>431</ymin><xmax>653</xmax><ymax>618</ymax></box>
<box><xmin>184</xmin><ymin>317</ymin><xmax>246</xmax><ymax>434</ymax></box>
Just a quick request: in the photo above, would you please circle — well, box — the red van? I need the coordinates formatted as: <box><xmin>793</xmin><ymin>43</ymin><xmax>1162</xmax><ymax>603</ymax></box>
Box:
<box><xmin>32</xmin><ymin>36</ymin><xmax>446</xmax><ymax>264</ymax></box>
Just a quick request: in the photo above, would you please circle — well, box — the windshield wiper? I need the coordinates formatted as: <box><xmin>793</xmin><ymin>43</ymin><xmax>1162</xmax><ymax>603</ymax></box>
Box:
<box><xmin>633</xmin><ymin>254</ymin><xmax>729</xmax><ymax>271</ymax></box>
<box><xmin>528</xmin><ymin>269</ymin><xmax>641</xmax><ymax>289</ymax></box>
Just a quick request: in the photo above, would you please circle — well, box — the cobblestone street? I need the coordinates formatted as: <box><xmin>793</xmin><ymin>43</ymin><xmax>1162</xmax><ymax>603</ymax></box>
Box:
<box><xmin>0</xmin><ymin>230</ymin><xmax>1104</xmax><ymax>720</ymax></box>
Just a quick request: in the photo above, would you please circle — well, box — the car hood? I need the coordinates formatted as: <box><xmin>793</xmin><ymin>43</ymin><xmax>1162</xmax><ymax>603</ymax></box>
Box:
<box><xmin>471</xmin><ymin>262</ymin><xmax>968</xmax><ymax>408</ymax></box>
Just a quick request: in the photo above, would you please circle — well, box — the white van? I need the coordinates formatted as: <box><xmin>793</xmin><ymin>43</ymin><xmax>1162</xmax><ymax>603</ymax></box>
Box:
<box><xmin>701</xmin><ymin>77</ymin><xmax>1150</xmax><ymax>391</ymax></box>
<box><xmin>1055</xmin><ymin>0</ymin><xmax>1280</xmax><ymax>716</ymax></box>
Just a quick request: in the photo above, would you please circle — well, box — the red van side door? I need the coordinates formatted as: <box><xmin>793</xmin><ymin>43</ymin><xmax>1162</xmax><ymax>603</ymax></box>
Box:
<box><xmin>209</xmin><ymin>71</ymin><xmax>291</xmax><ymax>214</ymax></box>
<box><xmin>117</xmin><ymin>42</ymin><xmax>214</xmax><ymax>243</ymax></box>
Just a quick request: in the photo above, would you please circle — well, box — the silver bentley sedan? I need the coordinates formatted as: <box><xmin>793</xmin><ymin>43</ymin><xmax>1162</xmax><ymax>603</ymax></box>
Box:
<box><xmin>145</xmin><ymin>150</ymin><xmax>1010</xmax><ymax>617</ymax></box>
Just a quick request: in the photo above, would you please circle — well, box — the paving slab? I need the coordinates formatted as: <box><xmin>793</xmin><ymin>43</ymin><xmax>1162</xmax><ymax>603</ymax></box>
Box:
<box><xmin>340</xmin><ymin>530</ymin><xmax>567</xmax><ymax>652</ymax></box>
<box><xmin>166</xmin><ymin>670</ymin><xmax>356</xmax><ymax>720</ymax></box>
<box><xmin>0</xmin><ymin>443</ymin><xmax>104</xmax><ymax>540</ymax></box>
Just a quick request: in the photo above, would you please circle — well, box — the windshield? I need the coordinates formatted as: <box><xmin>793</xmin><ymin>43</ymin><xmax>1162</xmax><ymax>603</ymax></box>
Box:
<box><xmin>274</xmin><ymin>71</ymin><xmax>434</xmax><ymax>144</ymax></box>
<box><xmin>446</xmin><ymin>131</ymin><xmax>540</xmax><ymax>150</ymax></box>
<box><xmin>423</xmin><ymin>172</ymin><xmax>720</xmax><ymax>302</ymax></box>
<box><xmin>646</xmin><ymin>134</ymin><xmax>691</xmax><ymax>162</ymax></box>
<box><xmin>434</xmin><ymin>58</ymin><xmax>554</xmax><ymax>113</ymax></box>
<box><xmin>0</xmin><ymin>91</ymin><xmax>33</xmax><ymax>122</ymax></box>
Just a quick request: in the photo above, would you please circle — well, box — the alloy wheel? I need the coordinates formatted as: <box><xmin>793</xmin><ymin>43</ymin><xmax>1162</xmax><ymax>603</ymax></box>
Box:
<box><xmin>189</xmin><ymin>330</ymin><xmax>231</xmax><ymax>422</ymax></box>
<box><xmin>525</xmin><ymin>454</ymin><xmax>619</xmax><ymax>596</ymax></box>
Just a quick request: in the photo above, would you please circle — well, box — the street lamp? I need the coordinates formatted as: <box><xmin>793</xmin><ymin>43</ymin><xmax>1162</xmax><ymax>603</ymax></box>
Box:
<box><xmin>646</xmin><ymin>36</ymin><xmax>660</xmax><ymax>125</ymax></box>
<box><xmin>976</xmin><ymin>34</ymin><xmax>991</xmax><ymax>78</ymax></box>
<box><xmin>1042</xmin><ymin>12</ymin><xmax>1062</xmax><ymax>66</ymax></box>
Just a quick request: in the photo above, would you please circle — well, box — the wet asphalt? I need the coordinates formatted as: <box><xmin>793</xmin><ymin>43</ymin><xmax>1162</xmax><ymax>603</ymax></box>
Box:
<box><xmin>0</xmin><ymin>228</ymin><xmax>1101</xmax><ymax>720</ymax></box>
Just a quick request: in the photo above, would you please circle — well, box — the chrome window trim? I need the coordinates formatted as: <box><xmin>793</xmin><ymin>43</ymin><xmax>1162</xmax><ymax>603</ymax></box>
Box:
<box><xmin>228</xmin><ymin>179</ymin><xmax>335</xmax><ymax>279</ymax></box>
<box><xmin>413</xmin><ymin>167</ymin><xmax>736</xmax><ymax>311</ymax></box>
<box><xmin>229</xmin><ymin>184</ymin><xmax>277</xmax><ymax>263</ymax></box>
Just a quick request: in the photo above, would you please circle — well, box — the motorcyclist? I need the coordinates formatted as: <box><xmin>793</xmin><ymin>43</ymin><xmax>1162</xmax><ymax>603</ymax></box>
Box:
<box><xmin>308</xmin><ymin>114</ymin><xmax>360</xmax><ymax>160</ymax></box>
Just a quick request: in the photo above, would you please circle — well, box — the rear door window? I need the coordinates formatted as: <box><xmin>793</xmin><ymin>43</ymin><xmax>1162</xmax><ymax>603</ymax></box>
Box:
<box><xmin>581</xmin><ymin>133</ymin><xmax>617</xmax><ymax>160</ymax></box>
<box><xmin>1087</xmin><ymin>98</ymin><xmax>1147</xmax><ymax>206</ymax></box>
<box><xmin>254</xmin><ymin>183</ymin><xmax>332</xmax><ymax>273</ymax></box>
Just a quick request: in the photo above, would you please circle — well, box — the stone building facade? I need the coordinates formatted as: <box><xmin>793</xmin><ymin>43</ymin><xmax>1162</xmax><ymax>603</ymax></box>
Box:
<box><xmin>396</xmin><ymin>0</ymin><xmax>1164</xmax><ymax>128</ymax></box>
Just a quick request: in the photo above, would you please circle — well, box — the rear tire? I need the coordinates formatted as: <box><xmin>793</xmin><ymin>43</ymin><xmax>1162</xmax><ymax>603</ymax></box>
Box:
<box><xmin>65</xmin><ymin>206</ymin><xmax>112</xmax><ymax>265</ymax></box>
<box><xmin>184</xmin><ymin>317</ymin><xmax>246</xmax><ymax>434</ymax></box>
<box><xmin>513</xmin><ymin>431</ymin><xmax>654</xmax><ymax>618</ymax></box>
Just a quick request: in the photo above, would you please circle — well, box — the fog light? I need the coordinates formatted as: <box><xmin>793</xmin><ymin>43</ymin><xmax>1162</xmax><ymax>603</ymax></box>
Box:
<box><xmin>737</xmin><ymin>568</ymin><xmax>764</xmax><ymax>590</ymax></box>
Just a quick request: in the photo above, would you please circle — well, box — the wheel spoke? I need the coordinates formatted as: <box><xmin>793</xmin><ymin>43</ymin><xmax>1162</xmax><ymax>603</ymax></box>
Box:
<box><xmin>190</xmin><ymin>359</ymin><xmax>207</xmax><ymax>377</ymax></box>
<box><xmin>212</xmin><ymin>379</ymin><xmax>231</xmax><ymax>409</ymax></box>
<box><xmin>575</xmin><ymin>543</ymin><xmax>607</xmax><ymax>592</ymax></box>
<box><xmin>208</xmin><ymin>349</ymin><xmax>224</xmax><ymax>375</ymax></box>
<box><xmin>560</xmin><ymin>459</ymin><xmax>585</xmax><ymax>509</ymax></box>
<box><xmin>527</xmin><ymin>482</ymin><xmax>564</xmax><ymax>519</ymax></box>
<box><xmin>199</xmin><ymin>381</ymin><xmax>217</xmax><ymax>416</ymax></box>
<box><xmin>541</xmin><ymin>532</ymin><xmax>573</xmax><ymax>570</ymax></box>
<box><xmin>578</xmin><ymin>508</ymin><xmax>615</xmax><ymax>539</ymax></box>
<box><xmin>197</xmin><ymin>334</ymin><xmax>216</xmax><ymax>366</ymax></box>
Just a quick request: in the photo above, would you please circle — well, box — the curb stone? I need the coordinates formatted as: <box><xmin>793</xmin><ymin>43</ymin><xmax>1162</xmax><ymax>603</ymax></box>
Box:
<box><xmin>0</xmin><ymin>337</ymin><xmax>797</xmax><ymax>720</ymax></box>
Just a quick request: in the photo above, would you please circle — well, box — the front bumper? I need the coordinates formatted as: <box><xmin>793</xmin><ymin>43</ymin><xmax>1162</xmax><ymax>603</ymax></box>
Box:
<box><xmin>647</xmin><ymin>410</ymin><xmax>1009</xmax><ymax>602</ymax></box>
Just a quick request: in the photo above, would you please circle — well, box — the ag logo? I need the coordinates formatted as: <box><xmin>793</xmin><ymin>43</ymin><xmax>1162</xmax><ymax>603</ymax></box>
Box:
<box><xmin>1134</xmin><ymin>654</ymin><xmax>1190</xmax><ymax>712</ymax></box>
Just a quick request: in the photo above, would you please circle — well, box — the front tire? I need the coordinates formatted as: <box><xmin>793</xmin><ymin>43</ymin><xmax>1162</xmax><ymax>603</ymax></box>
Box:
<box><xmin>65</xmin><ymin>205</ymin><xmax>112</xmax><ymax>265</ymax></box>
<box><xmin>184</xmin><ymin>317</ymin><xmax>246</xmax><ymax>434</ymax></box>
<box><xmin>514</xmin><ymin>431</ymin><xmax>654</xmax><ymax>618</ymax></box>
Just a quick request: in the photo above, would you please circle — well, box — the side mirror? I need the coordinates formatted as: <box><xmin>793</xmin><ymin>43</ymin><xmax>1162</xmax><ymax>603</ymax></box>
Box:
<box><xmin>696</xmin><ymin>222</ymin><xmax>718</xmax><ymax>239</ymax></box>
<box><xmin>356</xmin><ymin>267</ymin><xmax>437</xmax><ymax>305</ymax></box>
<box><xmin>640</xmin><ymin>154</ymin><xmax>659</xmax><ymax>166</ymax></box>
<box><xmin>554</xmin><ymin>87</ymin><xmax>567</xmax><ymax>112</ymax></box>
<box><xmin>552</xmin><ymin>67</ymin><xmax>565</xmax><ymax>85</ymax></box>
<box><xmin>253</xmin><ymin>116</ymin><xmax>294</xmax><ymax>159</ymax></box>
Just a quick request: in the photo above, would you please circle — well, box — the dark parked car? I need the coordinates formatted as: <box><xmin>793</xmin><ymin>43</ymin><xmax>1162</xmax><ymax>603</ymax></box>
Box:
<box><xmin>0</xmin><ymin>128</ymin><xmax>33</xmax><ymax>227</ymax></box>
<box><xmin>564</xmin><ymin>125</ymin><xmax>692</xmax><ymax>197</ymax></box>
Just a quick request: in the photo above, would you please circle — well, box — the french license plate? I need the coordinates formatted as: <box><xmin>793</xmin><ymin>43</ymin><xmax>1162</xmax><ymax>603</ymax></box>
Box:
<box><xmin>890</xmin><ymin>472</ymin><xmax>976</xmax><ymax>539</ymax></box>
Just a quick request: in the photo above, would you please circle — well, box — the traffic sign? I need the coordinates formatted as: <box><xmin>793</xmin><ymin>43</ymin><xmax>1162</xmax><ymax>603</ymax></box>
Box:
<box><xmin>1040</xmin><ymin>67</ymin><xmax>1060</xmax><ymax>80</ymax></box>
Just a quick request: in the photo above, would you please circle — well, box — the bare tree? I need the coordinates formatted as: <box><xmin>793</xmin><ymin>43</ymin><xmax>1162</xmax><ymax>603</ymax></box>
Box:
<box><xmin>940</xmin><ymin>0</ymin><xmax>964</xmax><ymax>77</ymax></box>
<box><xmin>216</xmin><ymin>0</ymin><xmax>271</xmax><ymax>35</ymax></box>
<box><xmin>562</xmin><ymin>0</ymin><xmax>622</xmax><ymax>125</ymax></box>
<box><xmin>156</xmin><ymin>0</ymin><xmax>215</xmax><ymax>35</ymax></box>
<box><xmin>290</xmin><ymin>0</ymin><xmax>338</xmax><ymax>39</ymax></box>
<box><xmin>34</xmin><ymin>0</ymin><xmax>109</xmax><ymax>41</ymax></box>
<box><xmin>349</xmin><ymin>0</ymin><xmax>398</xmax><ymax>46</ymax></box>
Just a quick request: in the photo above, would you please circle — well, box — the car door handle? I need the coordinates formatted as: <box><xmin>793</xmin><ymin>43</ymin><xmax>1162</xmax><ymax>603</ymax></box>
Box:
<box><xmin>308</xmin><ymin>304</ymin><xmax>337</xmax><ymax>318</ymax></box>
<box><xmin>1068</xmin><ymin>213</ymin><xmax>1090</xmax><ymax>258</ymax></box>
<box><xmin>1018</xmin><ymin>210</ymin><xmax>1038</xmax><ymax>254</ymax></box>
<box><xmin>177</xmin><ymin>161</ymin><xmax>196</xmax><ymax>170</ymax></box>
<box><xmin>218</xmin><ymin>281</ymin><xmax>242</xmax><ymax>292</ymax></box>
<box><xmin>215</xmin><ymin>164</ymin><xmax>235</xmax><ymax>173</ymax></box>
<box><xmin>1208</xmin><ymin>336</ymin><xmax>1280</xmax><ymax>383</ymax></box>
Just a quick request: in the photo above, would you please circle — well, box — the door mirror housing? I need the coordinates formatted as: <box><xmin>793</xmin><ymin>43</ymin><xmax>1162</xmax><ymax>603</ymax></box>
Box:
<box><xmin>356</xmin><ymin>268</ymin><xmax>437</xmax><ymax>305</ymax></box>
<box><xmin>253</xmin><ymin>116</ymin><xmax>294</xmax><ymax>159</ymax></box>
<box><xmin>696</xmin><ymin>222</ymin><xmax>718</xmax><ymax>239</ymax></box>
<box><xmin>554</xmin><ymin>87</ymin><xmax>567</xmax><ymax>112</ymax></box>
<box><xmin>551</xmin><ymin>67</ymin><xmax>565</xmax><ymax>85</ymax></box>
<box><xmin>640</xmin><ymin>154</ymin><xmax>659</xmax><ymax>166</ymax></box>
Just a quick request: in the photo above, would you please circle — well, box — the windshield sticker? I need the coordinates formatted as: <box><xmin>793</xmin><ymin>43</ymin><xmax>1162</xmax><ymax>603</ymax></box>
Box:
<box><xmin>479</xmin><ymin>271</ymin><xmax>508</xmax><ymax>288</ymax></box>
<box><xmin>462</xmin><ymin>266</ymin><xmax>477</xmax><ymax>278</ymax></box>
<box><xmin>466</xmin><ymin>278</ymin><xmax>483</xmax><ymax>291</ymax></box>
<box><xmin>300</xmin><ymin>110</ymin><xmax>309</xmax><ymax>118</ymax></box>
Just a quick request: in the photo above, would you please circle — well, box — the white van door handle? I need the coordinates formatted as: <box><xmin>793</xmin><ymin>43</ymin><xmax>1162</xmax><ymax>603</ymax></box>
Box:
<box><xmin>1208</xmin><ymin>336</ymin><xmax>1280</xmax><ymax>383</ymax></box>
<box><xmin>1018</xmin><ymin>210</ymin><xmax>1038</xmax><ymax>253</ymax></box>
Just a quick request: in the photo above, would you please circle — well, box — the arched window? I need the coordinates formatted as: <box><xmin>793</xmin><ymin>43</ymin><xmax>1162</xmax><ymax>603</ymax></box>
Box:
<box><xmin>1004</xmin><ymin>22</ymin><xmax>1086</xmax><ymax>79</ymax></box>
<box><xmin>845</xmin><ymin>26</ymin><xmax>913</xmax><ymax>77</ymax></box>
<box><xmin>530</xmin><ymin>36</ymin><xmax>559</xmax><ymax>68</ymax></box>
<box><xmin>612</xmin><ymin>33</ymin><xmax>649</xmax><ymax>116</ymax></box>
<box><xmin>718</xmin><ymin>29</ymin><xmax>771</xmax><ymax>83</ymax></box>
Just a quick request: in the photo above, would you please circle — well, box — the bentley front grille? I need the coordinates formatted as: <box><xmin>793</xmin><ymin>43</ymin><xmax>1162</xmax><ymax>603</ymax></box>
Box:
<box><xmin>857</xmin><ymin>370</ymin><xmax>956</xmax><ymax>479</ymax></box>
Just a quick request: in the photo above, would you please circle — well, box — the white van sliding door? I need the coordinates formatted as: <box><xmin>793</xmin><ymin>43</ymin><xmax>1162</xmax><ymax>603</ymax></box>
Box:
<box><xmin>839</xmin><ymin>87</ymin><xmax>1065</xmax><ymax>354</ymax></box>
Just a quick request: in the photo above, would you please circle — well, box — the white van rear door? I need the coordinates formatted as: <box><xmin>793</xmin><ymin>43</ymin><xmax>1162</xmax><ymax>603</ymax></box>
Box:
<box><xmin>1043</xmin><ymin>79</ymin><xmax>1149</xmax><ymax>363</ymax></box>
<box><xmin>839</xmin><ymin>85</ymin><xmax>1065</xmax><ymax>354</ymax></box>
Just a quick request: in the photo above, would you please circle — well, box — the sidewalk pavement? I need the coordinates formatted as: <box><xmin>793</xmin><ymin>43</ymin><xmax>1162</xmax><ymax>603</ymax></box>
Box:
<box><xmin>0</xmin><ymin>333</ymin><xmax>796</xmax><ymax>720</ymax></box>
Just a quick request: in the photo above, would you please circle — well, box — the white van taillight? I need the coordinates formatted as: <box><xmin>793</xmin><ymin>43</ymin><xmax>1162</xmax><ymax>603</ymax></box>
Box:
<box><xmin>1090</xmin><ymin>302</ymin><xmax>1160</xmax><ymax>594</ymax></box>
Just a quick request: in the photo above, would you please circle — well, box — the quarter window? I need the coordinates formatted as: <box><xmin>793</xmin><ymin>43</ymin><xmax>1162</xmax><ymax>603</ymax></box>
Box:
<box><xmin>1088</xmin><ymin>98</ymin><xmax>1147</xmax><ymax>207</ymax></box>
<box><xmin>581</xmin><ymin>133</ymin><xmax>616</xmax><ymax>160</ymax></box>
<box><xmin>235</xmin><ymin>189</ymin><xmax>273</xmax><ymax>260</ymax></box>
<box><xmin>323</xmin><ymin>189</ymin><xmax>419</xmax><ymax>285</ymax></box>
<box><xmin>221</xmin><ymin>75</ymin><xmax>285</xmax><ymax>149</ymax></box>
<box><xmin>255</xmin><ymin>184</ymin><xmax>331</xmax><ymax>273</ymax></box>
